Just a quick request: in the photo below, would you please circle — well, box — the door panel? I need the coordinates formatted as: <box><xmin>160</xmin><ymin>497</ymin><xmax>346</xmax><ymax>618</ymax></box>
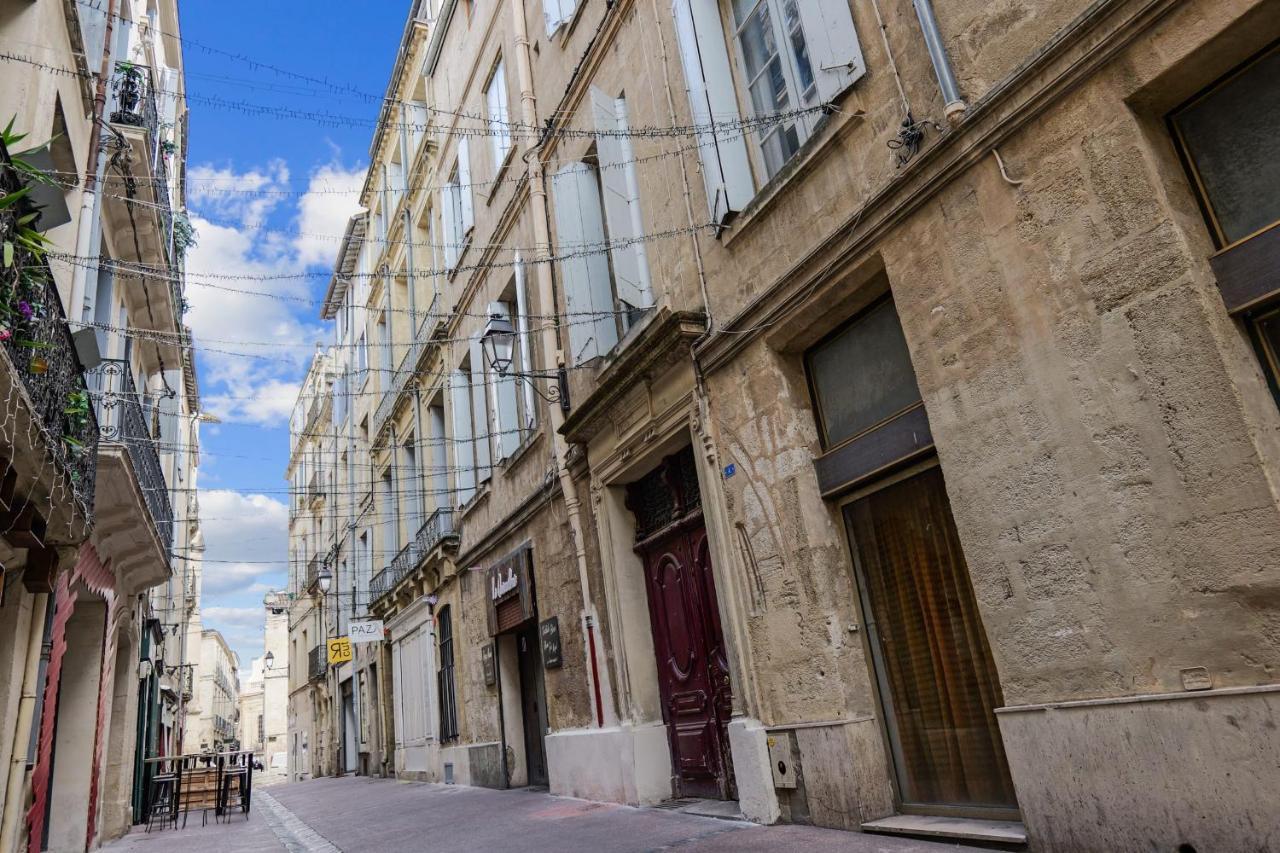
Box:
<box><xmin>517</xmin><ymin>625</ymin><xmax>548</xmax><ymax>787</ymax></box>
<box><xmin>844</xmin><ymin>465</ymin><xmax>1017</xmax><ymax>813</ymax></box>
<box><xmin>640</xmin><ymin>521</ymin><xmax>732</xmax><ymax>800</ymax></box>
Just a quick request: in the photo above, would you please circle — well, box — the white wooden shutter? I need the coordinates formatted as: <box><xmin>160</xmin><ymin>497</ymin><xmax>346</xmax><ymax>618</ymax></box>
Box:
<box><xmin>468</xmin><ymin>338</ymin><xmax>492</xmax><ymax>482</ymax></box>
<box><xmin>457</xmin><ymin>138</ymin><xmax>474</xmax><ymax>234</ymax></box>
<box><xmin>544</xmin><ymin>0</ymin><xmax>575</xmax><ymax>35</ymax></box>
<box><xmin>797</xmin><ymin>0</ymin><xmax>866</xmax><ymax>103</ymax></box>
<box><xmin>551</xmin><ymin>162</ymin><xmax>618</xmax><ymax>363</ymax></box>
<box><xmin>487</xmin><ymin>301</ymin><xmax>522</xmax><ymax>460</ymax></box>
<box><xmin>591</xmin><ymin>88</ymin><xmax>652</xmax><ymax>310</ymax></box>
<box><xmin>487</xmin><ymin>60</ymin><xmax>511</xmax><ymax>165</ymax></box>
<box><xmin>448</xmin><ymin>369</ymin><xmax>475</xmax><ymax>505</ymax></box>
<box><xmin>671</xmin><ymin>0</ymin><xmax>754</xmax><ymax>224</ymax></box>
<box><xmin>441</xmin><ymin>187</ymin><xmax>459</xmax><ymax>271</ymax></box>
<box><xmin>513</xmin><ymin>257</ymin><xmax>536</xmax><ymax>428</ymax></box>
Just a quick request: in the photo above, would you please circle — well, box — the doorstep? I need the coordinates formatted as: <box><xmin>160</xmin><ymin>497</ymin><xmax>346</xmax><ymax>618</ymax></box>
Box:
<box><xmin>862</xmin><ymin>815</ymin><xmax>1027</xmax><ymax>846</ymax></box>
<box><xmin>652</xmin><ymin>798</ymin><xmax>745</xmax><ymax>822</ymax></box>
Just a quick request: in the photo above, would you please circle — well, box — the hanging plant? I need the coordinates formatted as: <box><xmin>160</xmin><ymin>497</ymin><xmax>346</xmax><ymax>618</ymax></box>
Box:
<box><xmin>173</xmin><ymin>211</ymin><xmax>198</xmax><ymax>256</ymax></box>
<box><xmin>63</xmin><ymin>389</ymin><xmax>91</xmax><ymax>452</ymax></box>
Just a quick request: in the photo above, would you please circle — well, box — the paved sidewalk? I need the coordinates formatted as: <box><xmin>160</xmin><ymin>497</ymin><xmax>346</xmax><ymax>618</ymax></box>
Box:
<box><xmin>102</xmin><ymin>776</ymin><xmax>989</xmax><ymax>852</ymax></box>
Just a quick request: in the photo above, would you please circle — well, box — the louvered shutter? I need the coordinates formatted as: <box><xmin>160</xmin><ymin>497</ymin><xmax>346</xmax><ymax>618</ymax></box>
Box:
<box><xmin>441</xmin><ymin>187</ymin><xmax>459</xmax><ymax>271</ymax></box>
<box><xmin>545</xmin><ymin>0</ymin><xmax>576</xmax><ymax>35</ymax></box>
<box><xmin>513</xmin><ymin>258</ymin><xmax>536</xmax><ymax>428</ymax></box>
<box><xmin>590</xmin><ymin>88</ymin><xmax>652</xmax><ymax>310</ymax></box>
<box><xmin>487</xmin><ymin>301</ymin><xmax>522</xmax><ymax>460</ymax></box>
<box><xmin>448</xmin><ymin>370</ymin><xmax>475</xmax><ymax>505</ymax></box>
<box><xmin>468</xmin><ymin>337</ymin><xmax>492</xmax><ymax>482</ymax></box>
<box><xmin>797</xmin><ymin>0</ymin><xmax>866</xmax><ymax>103</ymax></box>
<box><xmin>671</xmin><ymin>0</ymin><xmax>754</xmax><ymax>224</ymax></box>
<box><xmin>457</xmin><ymin>138</ymin><xmax>474</xmax><ymax>234</ymax></box>
<box><xmin>551</xmin><ymin>162</ymin><xmax>618</xmax><ymax>364</ymax></box>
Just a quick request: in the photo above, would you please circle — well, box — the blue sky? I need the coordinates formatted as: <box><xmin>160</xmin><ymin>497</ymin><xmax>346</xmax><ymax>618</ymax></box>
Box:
<box><xmin>178</xmin><ymin>2</ymin><xmax>405</xmax><ymax>673</ymax></box>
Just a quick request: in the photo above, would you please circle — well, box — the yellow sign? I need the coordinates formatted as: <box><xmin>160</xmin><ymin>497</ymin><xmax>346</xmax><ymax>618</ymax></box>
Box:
<box><xmin>327</xmin><ymin>637</ymin><xmax>352</xmax><ymax>665</ymax></box>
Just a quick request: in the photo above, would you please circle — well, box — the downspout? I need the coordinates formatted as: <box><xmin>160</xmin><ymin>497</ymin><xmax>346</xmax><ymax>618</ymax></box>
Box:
<box><xmin>911</xmin><ymin>0</ymin><xmax>967</xmax><ymax>123</ymax></box>
<box><xmin>508</xmin><ymin>0</ymin><xmax>612</xmax><ymax>728</ymax></box>
<box><xmin>0</xmin><ymin>594</ymin><xmax>48</xmax><ymax>851</ymax></box>
<box><xmin>69</xmin><ymin>0</ymin><xmax>121</xmax><ymax>322</ymax></box>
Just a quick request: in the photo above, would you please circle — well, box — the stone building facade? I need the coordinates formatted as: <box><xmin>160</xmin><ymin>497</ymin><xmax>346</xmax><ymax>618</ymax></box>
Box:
<box><xmin>290</xmin><ymin>0</ymin><xmax>1280</xmax><ymax>849</ymax></box>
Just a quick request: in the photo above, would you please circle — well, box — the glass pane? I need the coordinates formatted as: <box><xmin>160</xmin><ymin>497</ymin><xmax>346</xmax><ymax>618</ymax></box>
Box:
<box><xmin>782</xmin><ymin>0</ymin><xmax>815</xmax><ymax>100</ymax></box>
<box><xmin>845</xmin><ymin>467</ymin><xmax>1017</xmax><ymax>810</ymax></box>
<box><xmin>736</xmin><ymin>3</ymin><xmax>777</xmax><ymax>81</ymax></box>
<box><xmin>1172</xmin><ymin>47</ymin><xmax>1280</xmax><ymax>244</ymax></box>
<box><xmin>807</xmin><ymin>299</ymin><xmax>922</xmax><ymax>447</ymax></box>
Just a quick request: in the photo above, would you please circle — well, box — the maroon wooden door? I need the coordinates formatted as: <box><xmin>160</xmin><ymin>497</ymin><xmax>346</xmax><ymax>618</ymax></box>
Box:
<box><xmin>637</xmin><ymin>515</ymin><xmax>734</xmax><ymax>800</ymax></box>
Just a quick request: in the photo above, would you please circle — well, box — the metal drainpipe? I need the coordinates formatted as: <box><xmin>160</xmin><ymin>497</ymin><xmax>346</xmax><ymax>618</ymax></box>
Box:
<box><xmin>912</xmin><ymin>0</ymin><xmax>967</xmax><ymax>123</ymax></box>
<box><xmin>508</xmin><ymin>0</ymin><xmax>612</xmax><ymax>728</ymax></box>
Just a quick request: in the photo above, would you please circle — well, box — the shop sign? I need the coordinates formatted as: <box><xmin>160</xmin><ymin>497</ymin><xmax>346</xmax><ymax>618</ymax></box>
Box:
<box><xmin>539</xmin><ymin>617</ymin><xmax>562</xmax><ymax>669</ymax></box>
<box><xmin>482</xmin><ymin>643</ymin><xmax>496</xmax><ymax>686</ymax></box>
<box><xmin>485</xmin><ymin>543</ymin><xmax>536</xmax><ymax>636</ymax></box>
<box><xmin>349</xmin><ymin>619</ymin><xmax>384</xmax><ymax>644</ymax></box>
<box><xmin>327</xmin><ymin>636</ymin><xmax>352</xmax><ymax>665</ymax></box>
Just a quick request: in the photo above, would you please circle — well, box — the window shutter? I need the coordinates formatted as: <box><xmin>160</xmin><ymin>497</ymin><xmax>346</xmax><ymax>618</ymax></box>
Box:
<box><xmin>457</xmin><ymin>138</ymin><xmax>474</xmax><ymax>233</ymax></box>
<box><xmin>797</xmin><ymin>0</ymin><xmax>866</xmax><ymax>103</ymax></box>
<box><xmin>513</xmin><ymin>257</ymin><xmax>536</xmax><ymax>428</ymax></box>
<box><xmin>551</xmin><ymin>162</ymin><xmax>619</xmax><ymax>363</ymax></box>
<box><xmin>441</xmin><ymin>187</ymin><xmax>459</xmax><ymax>271</ymax></box>
<box><xmin>545</xmin><ymin>0</ymin><xmax>576</xmax><ymax>35</ymax></box>
<box><xmin>486</xmin><ymin>301</ymin><xmax>522</xmax><ymax>460</ymax></box>
<box><xmin>448</xmin><ymin>369</ymin><xmax>475</xmax><ymax>506</ymax></box>
<box><xmin>488</xmin><ymin>60</ymin><xmax>511</xmax><ymax>165</ymax></box>
<box><xmin>78</xmin><ymin>3</ymin><xmax>108</xmax><ymax>70</ymax></box>
<box><xmin>671</xmin><ymin>0</ymin><xmax>754</xmax><ymax>224</ymax></box>
<box><xmin>468</xmin><ymin>337</ymin><xmax>492</xmax><ymax>482</ymax></box>
<box><xmin>591</xmin><ymin>88</ymin><xmax>652</xmax><ymax>310</ymax></box>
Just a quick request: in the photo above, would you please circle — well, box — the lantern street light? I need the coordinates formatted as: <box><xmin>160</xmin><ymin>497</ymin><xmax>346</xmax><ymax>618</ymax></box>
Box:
<box><xmin>317</xmin><ymin>564</ymin><xmax>332</xmax><ymax>595</ymax></box>
<box><xmin>264</xmin><ymin>651</ymin><xmax>275</xmax><ymax>671</ymax></box>
<box><xmin>479</xmin><ymin>304</ymin><xmax>570</xmax><ymax>412</ymax></box>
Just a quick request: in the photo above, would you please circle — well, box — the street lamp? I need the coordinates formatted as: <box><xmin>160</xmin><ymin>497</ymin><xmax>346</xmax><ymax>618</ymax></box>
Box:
<box><xmin>317</xmin><ymin>565</ymin><xmax>332</xmax><ymax>594</ymax></box>
<box><xmin>264</xmin><ymin>651</ymin><xmax>275</xmax><ymax>671</ymax></box>
<box><xmin>480</xmin><ymin>304</ymin><xmax>570</xmax><ymax>412</ymax></box>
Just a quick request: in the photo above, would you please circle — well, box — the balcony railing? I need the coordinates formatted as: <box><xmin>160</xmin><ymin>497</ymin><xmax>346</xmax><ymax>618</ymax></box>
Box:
<box><xmin>370</xmin><ymin>296</ymin><xmax>439</xmax><ymax>438</ymax></box>
<box><xmin>0</xmin><ymin>140</ymin><xmax>99</xmax><ymax>522</ymax></box>
<box><xmin>304</xmin><ymin>553</ymin><xmax>321</xmax><ymax>592</ymax></box>
<box><xmin>369</xmin><ymin>507</ymin><xmax>457</xmax><ymax>603</ymax></box>
<box><xmin>87</xmin><ymin>359</ymin><xmax>173</xmax><ymax>555</ymax></box>
<box><xmin>308</xmin><ymin>645</ymin><xmax>326</xmax><ymax>682</ymax></box>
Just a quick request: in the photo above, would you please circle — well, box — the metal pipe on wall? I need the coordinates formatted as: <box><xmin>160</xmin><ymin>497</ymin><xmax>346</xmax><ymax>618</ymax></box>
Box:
<box><xmin>912</xmin><ymin>0</ymin><xmax>967</xmax><ymax>122</ymax></box>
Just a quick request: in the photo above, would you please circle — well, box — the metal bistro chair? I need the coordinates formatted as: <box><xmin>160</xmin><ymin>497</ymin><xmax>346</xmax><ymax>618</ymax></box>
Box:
<box><xmin>144</xmin><ymin>756</ymin><xmax>181</xmax><ymax>832</ymax></box>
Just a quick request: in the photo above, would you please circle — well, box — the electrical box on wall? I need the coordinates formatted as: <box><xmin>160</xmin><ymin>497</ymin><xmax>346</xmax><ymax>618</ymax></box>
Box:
<box><xmin>767</xmin><ymin>733</ymin><xmax>797</xmax><ymax>789</ymax></box>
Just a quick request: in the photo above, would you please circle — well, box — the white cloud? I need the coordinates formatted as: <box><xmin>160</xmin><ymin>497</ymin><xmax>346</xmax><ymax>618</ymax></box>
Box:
<box><xmin>183</xmin><ymin>157</ymin><xmax>363</xmax><ymax>428</ymax></box>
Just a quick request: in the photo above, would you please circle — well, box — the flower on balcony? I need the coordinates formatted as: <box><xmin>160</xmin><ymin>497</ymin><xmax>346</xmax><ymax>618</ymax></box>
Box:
<box><xmin>0</xmin><ymin>327</ymin><xmax>11</xmax><ymax>342</ymax></box>
<box><xmin>17</xmin><ymin>300</ymin><xmax>31</xmax><ymax>319</ymax></box>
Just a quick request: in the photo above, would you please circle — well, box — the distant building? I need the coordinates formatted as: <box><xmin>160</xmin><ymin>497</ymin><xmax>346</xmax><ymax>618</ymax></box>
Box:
<box><xmin>241</xmin><ymin>592</ymin><xmax>289</xmax><ymax>784</ymax></box>
<box><xmin>185</xmin><ymin>629</ymin><xmax>240</xmax><ymax>753</ymax></box>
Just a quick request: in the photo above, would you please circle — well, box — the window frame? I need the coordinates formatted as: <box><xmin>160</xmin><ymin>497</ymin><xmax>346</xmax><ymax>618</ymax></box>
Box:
<box><xmin>484</xmin><ymin>56</ymin><xmax>512</xmax><ymax>172</ymax></box>
<box><xmin>437</xmin><ymin>605</ymin><xmax>459</xmax><ymax>742</ymax></box>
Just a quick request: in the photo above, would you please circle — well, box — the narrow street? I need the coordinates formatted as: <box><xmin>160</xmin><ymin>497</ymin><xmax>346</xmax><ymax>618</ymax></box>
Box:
<box><xmin>100</xmin><ymin>778</ymin><xmax>985</xmax><ymax>853</ymax></box>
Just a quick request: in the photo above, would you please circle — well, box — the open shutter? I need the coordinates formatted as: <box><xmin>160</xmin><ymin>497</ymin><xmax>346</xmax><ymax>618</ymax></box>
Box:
<box><xmin>448</xmin><ymin>370</ymin><xmax>475</xmax><ymax>506</ymax></box>
<box><xmin>487</xmin><ymin>302</ymin><xmax>522</xmax><ymax>460</ymax></box>
<box><xmin>78</xmin><ymin>3</ymin><xmax>108</xmax><ymax>70</ymax></box>
<box><xmin>797</xmin><ymin>0</ymin><xmax>866</xmax><ymax>103</ymax></box>
<box><xmin>488</xmin><ymin>60</ymin><xmax>511</xmax><ymax>164</ymax></box>
<box><xmin>671</xmin><ymin>0</ymin><xmax>754</xmax><ymax>224</ymax></box>
<box><xmin>591</xmin><ymin>88</ymin><xmax>652</xmax><ymax>310</ymax></box>
<box><xmin>441</xmin><ymin>187</ymin><xmax>459</xmax><ymax>271</ymax></box>
<box><xmin>544</xmin><ymin>0</ymin><xmax>576</xmax><ymax>35</ymax></box>
<box><xmin>457</xmin><ymin>138</ymin><xmax>474</xmax><ymax>234</ymax></box>
<box><xmin>551</xmin><ymin>162</ymin><xmax>618</xmax><ymax>364</ymax></box>
<box><xmin>468</xmin><ymin>337</ymin><xmax>492</xmax><ymax>482</ymax></box>
<box><xmin>513</xmin><ymin>258</ymin><xmax>537</xmax><ymax>428</ymax></box>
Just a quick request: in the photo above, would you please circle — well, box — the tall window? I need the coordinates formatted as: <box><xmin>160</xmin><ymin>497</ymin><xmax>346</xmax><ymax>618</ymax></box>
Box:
<box><xmin>437</xmin><ymin>606</ymin><xmax>458</xmax><ymax>742</ymax></box>
<box><xmin>485</xmin><ymin>58</ymin><xmax>511</xmax><ymax>167</ymax></box>
<box><xmin>671</xmin><ymin>0</ymin><xmax>864</xmax><ymax>219</ymax></box>
<box><xmin>552</xmin><ymin>91</ymin><xmax>653</xmax><ymax>364</ymax></box>
<box><xmin>441</xmin><ymin>140</ymin><xmax>475</xmax><ymax>271</ymax></box>
<box><xmin>1170</xmin><ymin>43</ymin><xmax>1280</xmax><ymax>406</ymax></box>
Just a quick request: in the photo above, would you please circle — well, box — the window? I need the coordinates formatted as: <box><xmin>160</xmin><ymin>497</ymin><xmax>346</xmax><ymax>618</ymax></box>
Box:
<box><xmin>1169</xmin><ymin>43</ymin><xmax>1280</xmax><ymax>247</ymax></box>
<box><xmin>356</xmin><ymin>333</ymin><xmax>368</xmax><ymax>378</ymax></box>
<box><xmin>807</xmin><ymin>298</ymin><xmax>922</xmax><ymax>448</ymax></box>
<box><xmin>671</xmin><ymin>0</ymin><xmax>864</xmax><ymax>219</ymax></box>
<box><xmin>449</xmin><ymin>360</ymin><xmax>478</xmax><ymax>506</ymax></box>
<box><xmin>483</xmin><ymin>299</ymin><xmax>529</xmax><ymax>460</ymax></box>
<box><xmin>544</xmin><ymin>0</ymin><xmax>577</xmax><ymax>36</ymax></box>
<box><xmin>441</xmin><ymin>140</ymin><xmax>475</xmax><ymax>271</ymax></box>
<box><xmin>1170</xmin><ymin>43</ymin><xmax>1280</xmax><ymax>407</ymax></box>
<box><xmin>437</xmin><ymin>606</ymin><xmax>458</xmax><ymax>742</ymax></box>
<box><xmin>552</xmin><ymin>93</ymin><xmax>654</xmax><ymax>365</ymax></box>
<box><xmin>485</xmin><ymin>58</ymin><xmax>511</xmax><ymax>168</ymax></box>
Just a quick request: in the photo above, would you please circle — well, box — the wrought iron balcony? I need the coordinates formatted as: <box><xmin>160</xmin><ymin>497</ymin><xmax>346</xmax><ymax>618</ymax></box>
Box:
<box><xmin>308</xmin><ymin>645</ymin><xmax>326</xmax><ymax>682</ymax></box>
<box><xmin>371</xmin><ymin>296</ymin><xmax>439</xmax><ymax>439</ymax></box>
<box><xmin>87</xmin><ymin>359</ymin><xmax>174</xmax><ymax>555</ymax></box>
<box><xmin>369</xmin><ymin>507</ymin><xmax>457</xmax><ymax>605</ymax></box>
<box><xmin>304</xmin><ymin>553</ymin><xmax>321</xmax><ymax>592</ymax></box>
<box><xmin>0</xmin><ymin>139</ymin><xmax>99</xmax><ymax>525</ymax></box>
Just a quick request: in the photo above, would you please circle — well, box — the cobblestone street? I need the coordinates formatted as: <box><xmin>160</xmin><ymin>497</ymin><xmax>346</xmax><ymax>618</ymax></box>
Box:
<box><xmin>100</xmin><ymin>777</ymin><xmax>987</xmax><ymax>853</ymax></box>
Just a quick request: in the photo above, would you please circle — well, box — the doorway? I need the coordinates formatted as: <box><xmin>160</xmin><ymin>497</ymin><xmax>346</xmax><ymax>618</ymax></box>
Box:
<box><xmin>515</xmin><ymin>623</ymin><xmax>548</xmax><ymax>787</ymax></box>
<box><xmin>843</xmin><ymin>464</ymin><xmax>1017</xmax><ymax>816</ymax></box>
<box><xmin>341</xmin><ymin>679</ymin><xmax>357</xmax><ymax>775</ymax></box>
<box><xmin>628</xmin><ymin>448</ymin><xmax>734</xmax><ymax>800</ymax></box>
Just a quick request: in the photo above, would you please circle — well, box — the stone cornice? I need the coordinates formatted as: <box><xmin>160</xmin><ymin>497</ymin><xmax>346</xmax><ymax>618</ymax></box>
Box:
<box><xmin>560</xmin><ymin>309</ymin><xmax>707</xmax><ymax>445</ymax></box>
